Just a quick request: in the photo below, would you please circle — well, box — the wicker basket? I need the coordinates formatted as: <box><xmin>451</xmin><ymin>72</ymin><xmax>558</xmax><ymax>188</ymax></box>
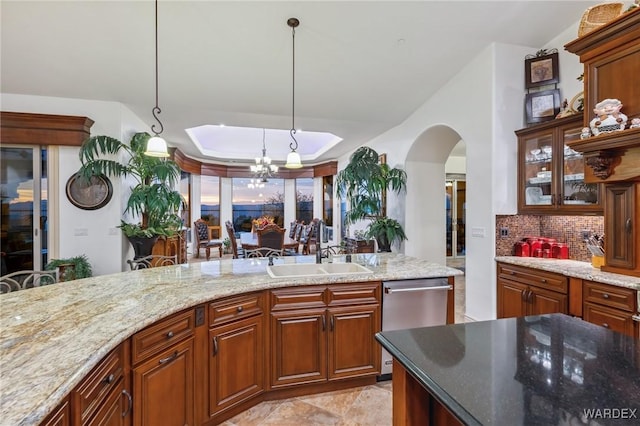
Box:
<box><xmin>578</xmin><ymin>2</ymin><xmax>625</xmax><ymax>36</ymax></box>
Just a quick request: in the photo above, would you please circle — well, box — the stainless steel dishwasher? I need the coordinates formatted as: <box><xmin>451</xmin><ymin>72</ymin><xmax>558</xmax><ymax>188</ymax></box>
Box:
<box><xmin>380</xmin><ymin>278</ymin><xmax>451</xmax><ymax>377</ymax></box>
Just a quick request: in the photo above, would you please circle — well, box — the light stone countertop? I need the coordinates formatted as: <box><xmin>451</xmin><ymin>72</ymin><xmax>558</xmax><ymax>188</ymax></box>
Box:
<box><xmin>0</xmin><ymin>253</ymin><xmax>462</xmax><ymax>426</ymax></box>
<box><xmin>495</xmin><ymin>256</ymin><xmax>640</xmax><ymax>291</ymax></box>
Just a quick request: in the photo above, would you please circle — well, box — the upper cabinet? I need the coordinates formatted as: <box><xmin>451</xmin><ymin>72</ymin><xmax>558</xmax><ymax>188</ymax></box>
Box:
<box><xmin>565</xmin><ymin>8</ymin><xmax>640</xmax><ymax>277</ymax></box>
<box><xmin>516</xmin><ymin>114</ymin><xmax>602</xmax><ymax>215</ymax></box>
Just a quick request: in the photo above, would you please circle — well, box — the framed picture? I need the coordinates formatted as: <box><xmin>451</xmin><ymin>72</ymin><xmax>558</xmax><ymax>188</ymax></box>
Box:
<box><xmin>525</xmin><ymin>89</ymin><xmax>561</xmax><ymax>124</ymax></box>
<box><xmin>525</xmin><ymin>52</ymin><xmax>559</xmax><ymax>89</ymax></box>
<box><xmin>66</xmin><ymin>173</ymin><xmax>113</xmax><ymax>210</ymax></box>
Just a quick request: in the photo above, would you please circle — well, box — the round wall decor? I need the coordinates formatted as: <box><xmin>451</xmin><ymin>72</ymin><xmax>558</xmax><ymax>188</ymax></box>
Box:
<box><xmin>65</xmin><ymin>173</ymin><xmax>113</xmax><ymax>210</ymax></box>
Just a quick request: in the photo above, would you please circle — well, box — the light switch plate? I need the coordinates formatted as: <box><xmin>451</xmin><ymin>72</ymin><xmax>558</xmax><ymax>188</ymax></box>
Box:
<box><xmin>471</xmin><ymin>227</ymin><xmax>485</xmax><ymax>238</ymax></box>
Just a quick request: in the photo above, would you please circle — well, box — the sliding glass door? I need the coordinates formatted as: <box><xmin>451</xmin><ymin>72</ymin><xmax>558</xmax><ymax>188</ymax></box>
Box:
<box><xmin>1</xmin><ymin>146</ymin><xmax>48</xmax><ymax>274</ymax></box>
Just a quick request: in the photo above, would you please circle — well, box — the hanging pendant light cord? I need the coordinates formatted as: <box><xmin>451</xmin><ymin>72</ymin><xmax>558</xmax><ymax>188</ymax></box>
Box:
<box><xmin>289</xmin><ymin>18</ymin><xmax>298</xmax><ymax>151</ymax></box>
<box><xmin>151</xmin><ymin>0</ymin><xmax>163</xmax><ymax>136</ymax></box>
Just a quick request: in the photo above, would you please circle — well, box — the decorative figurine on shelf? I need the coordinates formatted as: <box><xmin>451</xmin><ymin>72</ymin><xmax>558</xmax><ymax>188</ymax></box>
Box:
<box><xmin>630</xmin><ymin>117</ymin><xmax>640</xmax><ymax>129</ymax></box>
<box><xmin>589</xmin><ymin>98</ymin><xmax>628</xmax><ymax>136</ymax></box>
<box><xmin>580</xmin><ymin>127</ymin><xmax>592</xmax><ymax>139</ymax></box>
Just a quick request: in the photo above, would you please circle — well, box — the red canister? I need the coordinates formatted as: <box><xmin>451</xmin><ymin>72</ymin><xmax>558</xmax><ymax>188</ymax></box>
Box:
<box><xmin>553</xmin><ymin>243</ymin><xmax>569</xmax><ymax>259</ymax></box>
<box><xmin>529</xmin><ymin>239</ymin><xmax>542</xmax><ymax>257</ymax></box>
<box><xmin>514</xmin><ymin>241</ymin><xmax>530</xmax><ymax>257</ymax></box>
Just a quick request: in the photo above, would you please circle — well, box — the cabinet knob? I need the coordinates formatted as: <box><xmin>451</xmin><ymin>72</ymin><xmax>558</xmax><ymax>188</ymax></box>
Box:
<box><xmin>237</xmin><ymin>306</ymin><xmax>243</xmax><ymax>313</ymax></box>
<box><xmin>103</xmin><ymin>373</ymin><xmax>115</xmax><ymax>384</ymax></box>
<box><xmin>602</xmin><ymin>323</ymin><xmax>609</xmax><ymax>328</ymax></box>
<box><xmin>166</xmin><ymin>331</ymin><xmax>174</xmax><ymax>339</ymax></box>
<box><xmin>602</xmin><ymin>293</ymin><xmax>609</xmax><ymax>299</ymax></box>
<box><xmin>540</xmin><ymin>279</ymin><xmax>547</xmax><ymax>283</ymax></box>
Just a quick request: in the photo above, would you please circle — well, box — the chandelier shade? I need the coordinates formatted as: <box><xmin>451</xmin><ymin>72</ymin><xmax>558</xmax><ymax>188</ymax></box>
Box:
<box><xmin>144</xmin><ymin>0</ymin><xmax>169</xmax><ymax>158</ymax></box>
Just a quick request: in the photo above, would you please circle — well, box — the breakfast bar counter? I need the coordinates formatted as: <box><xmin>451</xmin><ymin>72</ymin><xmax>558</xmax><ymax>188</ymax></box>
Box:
<box><xmin>376</xmin><ymin>313</ymin><xmax>640</xmax><ymax>425</ymax></box>
<box><xmin>0</xmin><ymin>253</ymin><xmax>462</xmax><ymax>425</ymax></box>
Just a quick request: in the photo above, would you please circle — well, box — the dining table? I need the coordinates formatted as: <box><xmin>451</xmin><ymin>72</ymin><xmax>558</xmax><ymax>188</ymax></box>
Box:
<box><xmin>239</xmin><ymin>231</ymin><xmax>300</xmax><ymax>254</ymax></box>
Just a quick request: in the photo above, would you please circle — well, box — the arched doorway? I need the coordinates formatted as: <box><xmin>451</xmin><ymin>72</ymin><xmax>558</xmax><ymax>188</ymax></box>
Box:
<box><xmin>403</xmin><ymin>125</ymin><xmax>463</xmax><ymax>265</ymax></box>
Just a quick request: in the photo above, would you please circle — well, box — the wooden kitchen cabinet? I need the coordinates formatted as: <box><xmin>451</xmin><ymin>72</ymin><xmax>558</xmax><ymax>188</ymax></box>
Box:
<box><xmin>208</xmin><ymin>293</ymin><xmax>265</xmax><ymax>419</ymax></box>
<box><xmin>565</xmin><ymin>8</ymin><xmax>640</xmax><ymax>277</ymax></box>
<box><xmin>72</xmin><ymin>341</ymin><xmax>131</xmax><ymax>426</ymax></box>
<box><xmin>269</xmin><ymin>282</ymin><xmax>381</xmax><ymax>389</ymax></box>
<box><xmin>132</xmin><ymin>310</ymin><xmax>196</xmax><ymax>426</ymax></box>
<box><xmin>516</xmin><ymin>114</ymin><xmax>602</xmax><ymax>215</ymax></box>
<box><xmin>582</xmin><ymin>280</ymin><xmax>639</xmax><ymax>337</ymax></box>
<box><xmin>497</xmin><ymin>263</ymin><xmax>568</xmax><ymax>318</ymax></box>
<box><xmin>604</xmin><ymin>183</ymin><xmax>637</xmax><ymax>271</ymax></box>
<box><xmin>41</xmin><ymin>398</ymin><xmax>70</xmax><ymax>426</ymax></box>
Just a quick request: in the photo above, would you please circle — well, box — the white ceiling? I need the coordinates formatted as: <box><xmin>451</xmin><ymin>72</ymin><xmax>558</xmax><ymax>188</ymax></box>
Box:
<box><xmin>1</xmin><ymin>1</ymin><xmax>599</xmax><ymax>165</ymax></box>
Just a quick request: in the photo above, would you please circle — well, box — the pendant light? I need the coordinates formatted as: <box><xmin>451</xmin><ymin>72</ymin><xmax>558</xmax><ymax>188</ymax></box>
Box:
<box><xmin>284</xmin><ymin>17</ymin><xmax>303</xmax><ymax>169</ymax></box>
<box><xmin>144</xmin><ymin>0</ymin><xmax>170</xmax><ymax>157</ymax></box>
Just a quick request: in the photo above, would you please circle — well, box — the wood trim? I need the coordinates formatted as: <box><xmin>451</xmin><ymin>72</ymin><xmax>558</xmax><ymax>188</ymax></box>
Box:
<box><xmin>568</xmin><ymin>277</ymin><xmax>583</xmax><ymax>317</ymax></box>
<box><xmin>0</xmin><ymin>111</ymin><xmax>94</xmax><ymax>146</ymax></box>
<box><xmin>171</xmin><ymin>147</ymin><xmax>333</xmax><ymax>178</ymax></box>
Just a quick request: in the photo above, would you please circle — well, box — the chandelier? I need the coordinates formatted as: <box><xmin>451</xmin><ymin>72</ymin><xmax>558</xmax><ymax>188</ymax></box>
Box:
<box><xmin>248</xmin><ymin>129</ymin><xmax>278</xmax><ymax>188</ymax></box>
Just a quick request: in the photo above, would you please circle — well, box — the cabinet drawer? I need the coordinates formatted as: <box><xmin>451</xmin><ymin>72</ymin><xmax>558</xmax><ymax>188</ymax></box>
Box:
<box><xmin>210</xmin><ymin>292</ymin><xmax>263</xmax><ymax>327</ymax></box>
<box><xmin>498</xmin><ymin>263</ymin><xmax>567</xmax><ymax>294</ymax></box>
<box><xmin>327</xmin><ymin>282</ymin><xmax>380</xmax><ymax>306</ymax></box>
<box><xmin>583</xmin><ymin>281</ymin><xmax>637</xmax><ymax>312</ymax></box>
<box><xmin>270</xmin><ymin>285</ymin><xmax>327</xmax><ymax>311</ymax></box>
<box><xmin>74</xmin><ymin>342</ymin><xmax>126</xmax><ymax>423</ymax></box>
<box><xmin>584</xmin><ymin>302</ymin><xmax>636</xmax><ymax>336</ymax></box>
<box><xmin>132</xmin><ymin>309</ymin><xmax>195</xmax><ymax>364</ymax></box>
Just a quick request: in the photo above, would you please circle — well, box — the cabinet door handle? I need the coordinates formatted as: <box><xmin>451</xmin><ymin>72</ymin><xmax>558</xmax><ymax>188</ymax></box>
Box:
<box><xmin>212</xmin><ymin>337</ymin><xmax>218</xmax><ymax>356</ymax></box>
<box><xmin>527</xmin><ymin>290</ymin><xmax>534</xmax><ymax>303</ymax></box>
<box><xmin>602</xmin><ymin>323</ymin><xmax>609</xmax><ymax>328</ymax></box>
<box><xmin>237</xmin><ymin>306</ymin><xmax>243</xmax><ymax>313</ymax></box>
<box><xmin>159</xmin><ymin>350</ymin><xmax>179</xmax><ymax>365</ymax></box>
<box><xmin>551</xmin><ymin>194</ymin><xmax>556</xmax><ymax>206</ymax></box>
<box><xmin>330</xmin><ymin>315</ymin><xmax>334</xmax><ymax>331</ymax></box>
<box><xmin>626</xmin><ymin>218</ymin><xmax>632</xmax><ymax>234</ymax></box>
<box><xmin>122</xmin><ymin>389</ymin><xmax>132</xmax><ymax>418</ymax></box>
<box><xmin>166</xmin><ymin>331</ymin><xmax>174</xmax><ymax>339</ymax></box>
<box><xmin>322</xmin><ymin>315</ymin><xmax>326</xmax><ymax>331</ymax></box>
<box><xmin>521</xmin><ymin>289</ymin><xmax>527</xmax><ymax>302</ymax></box>
<box><xmin>102</xmin><ymin>373</ymin><xmax>115</xmax><ymax>385</ymax></box>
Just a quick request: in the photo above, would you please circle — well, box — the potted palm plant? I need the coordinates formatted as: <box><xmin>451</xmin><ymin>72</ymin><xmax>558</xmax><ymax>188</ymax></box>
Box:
<box><xmin>336</xmin><ymin>146</ymin><xmax>407</xmax><ymax>252</ymax></box>
<box><xmin>78</xmin><ymin>132</ymin><xmax>183</xmax><ymax>258</ymax></box>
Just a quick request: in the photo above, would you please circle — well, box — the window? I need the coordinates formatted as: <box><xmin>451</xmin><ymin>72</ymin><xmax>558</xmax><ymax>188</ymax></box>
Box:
<box><xmin>295</xmin><ymin>178</ymin><xmax>313</xmax><ymax>224</ymax></box>
<box><xmin>200</xmin><ymin>175</ymin><xmax>220</xmax><ymax>229</ymax></box>
<box><xmin>179</xmin><ymin>171</ymin><xmax>190</xmax><ymax>228</ymax></box>
<box><xmin>232</xmin><ymin>178</ymin><xmax>284</xmax><ymax>232</ymax></box>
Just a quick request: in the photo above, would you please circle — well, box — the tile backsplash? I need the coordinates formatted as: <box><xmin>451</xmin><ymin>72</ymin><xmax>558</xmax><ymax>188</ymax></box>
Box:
<box><xmin>496</xmin><ymin>215</ymin><xmax>604</xmax><ymax>262</ymax></box>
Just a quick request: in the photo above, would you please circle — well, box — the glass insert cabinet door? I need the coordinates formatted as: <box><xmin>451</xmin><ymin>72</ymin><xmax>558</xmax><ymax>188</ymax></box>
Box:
<box><xmin>523</xmin><ymin>133</ymin><xmax>554</xmax><ymax>207</ymax></box>
<box><xmin>517</xmin><ymin>115</ymin><xmax>601</xmax><ymax>214</ymax></box>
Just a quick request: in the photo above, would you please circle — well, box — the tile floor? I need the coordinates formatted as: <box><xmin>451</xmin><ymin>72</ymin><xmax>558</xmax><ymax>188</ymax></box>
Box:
<box><xmin>220</xmin><ymin>381</ymin><xmax>393</xmax><ymax>426</ymax></box>
<box><xmin>191</xmin><ymin>253</ymin><xmax>466</xmax><ymax>425</ymax></box>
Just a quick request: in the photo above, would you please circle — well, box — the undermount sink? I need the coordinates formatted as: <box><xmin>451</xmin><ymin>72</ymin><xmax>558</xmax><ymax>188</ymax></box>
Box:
<box><xmin>267</xmin><ymin>262</ymin><xmax>373</xmax><ymax>278</ymax></box>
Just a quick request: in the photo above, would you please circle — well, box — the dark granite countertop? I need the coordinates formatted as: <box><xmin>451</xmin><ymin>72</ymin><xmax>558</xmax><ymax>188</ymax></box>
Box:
<box><xmin>376</xmin><ymin>314</ymin><xmax>640</xmax><ymax>425</ymax></box>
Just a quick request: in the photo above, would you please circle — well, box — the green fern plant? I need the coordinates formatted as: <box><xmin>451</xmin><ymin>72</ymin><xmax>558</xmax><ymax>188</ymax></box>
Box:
<box><xmin>45</xmin><ymin>255</ymin><xmax>93</xmax><ymax>281</ymax></box>
<box><xmin>78</xmin><ymin>132</ymin><xmax>183</xmax><ymax>237</ymax></box>
<box><xmin>336</xmin><ymin>146</ymin><xmax>408</xmax><ymax>251</ymax></box>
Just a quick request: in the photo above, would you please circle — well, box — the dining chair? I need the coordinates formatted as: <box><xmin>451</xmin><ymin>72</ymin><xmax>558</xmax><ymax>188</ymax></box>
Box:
<box><xmin>288</xmin><ymin>221</ymin><xmax>299</xmax><ymax>239</ymax></box>
<box><xmin>300</xmin><ymin>224</ymin><xmax>315</xmax><ymax>255</ymax></box>
<box><xmin>127</xmin><ymin>255</ymin><xmax>177</xmax><ymax>270</ymax></box>
<box><xmin>257</xmin><ymin>223</ymin><xmax>285</xmax><ymax>256</ymax></box>
<box><xmin>0</xmin><ymin>270</ymin><xmax>59</xmax><ymax>293</ymax></box>
<box><xmin>225</xmin><ymin>221</ymin><xmax>243</xmax><ymax>259</ymax></box>
<box><xmin>194</xmin><ymin>219</ymin><xmax>223</xmax><ymax>260</ymax></box>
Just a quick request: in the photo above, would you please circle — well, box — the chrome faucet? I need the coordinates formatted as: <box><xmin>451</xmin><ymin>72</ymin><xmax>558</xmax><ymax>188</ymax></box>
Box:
<box><xmin>316</xmin><ymin>220</ymin><xmax>324</xmax><ymax>264</ymax></box>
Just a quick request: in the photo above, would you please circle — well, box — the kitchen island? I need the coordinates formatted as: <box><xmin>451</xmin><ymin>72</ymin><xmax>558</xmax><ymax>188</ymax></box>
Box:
<box><xmin>376</xmin><ymin>313</ymin><xmax>640</xmax><ymax>425</ymax></box>
<box><xmin>0</xmin><ymin>253</ymin><xmax>462</xmax><ymax>425</ymax></box>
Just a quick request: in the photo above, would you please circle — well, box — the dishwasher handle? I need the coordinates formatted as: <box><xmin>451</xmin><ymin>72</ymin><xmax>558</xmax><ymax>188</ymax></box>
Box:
<box><xmin>384</xmin><ymin>285</ymin><xmax>452</xmax><ymax>294</ymax></box>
